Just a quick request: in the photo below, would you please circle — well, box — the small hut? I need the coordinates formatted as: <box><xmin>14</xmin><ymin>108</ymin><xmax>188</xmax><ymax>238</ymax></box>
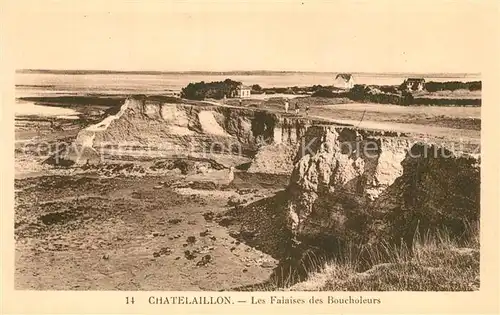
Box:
<box><xmin>233</xmin><ymin>84</ymin><xmax>252</xmax><ymax>98</ymax></box>
<box><xmin>334</xmin><ymin>73</ymin><xmax>355</xmax><ymax>89</ymax></box>
<box><xmin>402</xmin><ymin>78</ymin><xmax>426</xmax><ymax>91</ymax></box>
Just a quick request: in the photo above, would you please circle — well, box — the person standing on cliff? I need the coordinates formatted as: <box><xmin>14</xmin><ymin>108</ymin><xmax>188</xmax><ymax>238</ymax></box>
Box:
<box><xmin>284</xmin><ymin>99</ymin><xmax>289</xmax><ymax>113</ymax></box>
<box><xmin>294</xmin><ymin>101</ymin><xmax>300</xmax><ymax>115</ymax></box>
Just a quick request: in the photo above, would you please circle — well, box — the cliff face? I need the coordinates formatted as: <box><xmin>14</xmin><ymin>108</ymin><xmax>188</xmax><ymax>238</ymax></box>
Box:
<box><xmin>285</xmin><ymin>126</ymin><xmax>480</xmax><ymax>245</ymax></box>
<box><xmin>247</xmin><ymin>117</ymin><xmax>312</xmax><ymax>174</ymax></box>
<box><xmin>55</xmin><ymin>97</ymin><xmax>315</xmax><ymax>169</ymax></box>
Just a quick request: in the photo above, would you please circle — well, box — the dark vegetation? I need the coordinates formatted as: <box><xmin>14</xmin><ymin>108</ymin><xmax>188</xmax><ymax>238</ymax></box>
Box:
<box><xmin>251</xmin><ymin>84</ymin><xmax>264</xmax><ymax>94</ymax></box>
<box><xmin>424</xmin><ymin>81</ymin><xmax>481</xmax><ymax>92</ymax></box>
<box><xmin>348</xmin><ymin>85</ymin><xmax>414</xmax><ymax>105</ymax></box>
<box><xmin>263</xmin><ymin>85</ymin><xmax>339</xmax><ymax>95</ymax></box>
<box><xmin>312</xmin><ymin>83</ymin><xmax>480</xmax><ymax>106</ymax></box>
<box><xmin>180</xmin><ymin>79</ymin><xmax>242</xmax><ymax>100</ymax></box>
<box><xmin>413</xmin><ymin>98</ymin><xmax>481</xmax><ymax>106</ymax></box>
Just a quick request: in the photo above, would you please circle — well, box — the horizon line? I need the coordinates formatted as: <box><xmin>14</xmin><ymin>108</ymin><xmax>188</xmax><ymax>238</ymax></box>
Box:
<box><xmin>16</xmin><ymin>69</ymin><xmax>481</xmax><ymax>77</ymax></box>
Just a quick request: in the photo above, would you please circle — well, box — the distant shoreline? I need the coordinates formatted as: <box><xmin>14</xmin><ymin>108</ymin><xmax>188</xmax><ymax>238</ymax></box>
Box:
<box><xmin>16</xmin><ymin>69</ymin><xmax>480</xmax><ymax>78</ymax></box>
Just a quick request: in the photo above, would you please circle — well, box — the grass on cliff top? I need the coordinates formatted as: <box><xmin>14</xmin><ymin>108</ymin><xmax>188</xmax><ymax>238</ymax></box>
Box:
<box><xmin>289</xmin><ymin>224</ymin><xmax>480</xmax><ymax>291</ymax></box>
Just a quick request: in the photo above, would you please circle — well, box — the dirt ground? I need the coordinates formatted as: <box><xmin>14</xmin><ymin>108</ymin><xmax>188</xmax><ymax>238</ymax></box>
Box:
<box><xmin>14</xmin><ymin>170</ymin><xmax>291</xmax><ymax>290</ymax></box>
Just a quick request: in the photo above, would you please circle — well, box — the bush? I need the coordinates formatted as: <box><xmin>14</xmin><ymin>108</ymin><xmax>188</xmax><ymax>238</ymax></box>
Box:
<box><xmin>251</xmin><ymin>84</ymin><xmax>262</xmax><ymax>92</ymax></box>
<box><xmin>251</xmin><ymin>84</ymin><xmax>265</xmax><ymax>94</ymax></box>
<box><xmin>348</xmin><ymin>84</ymin><xmax>414</xmax><ymax>106</ymax></box>
<box><xmin>311</xmin><ymin>88</ymin><xmax>336</xmax><ymax>98</ymax></box>
<box><xmin>424</xmin><ymin>81</ymin><xmax>481</xmax><ymax>92</ymax></box>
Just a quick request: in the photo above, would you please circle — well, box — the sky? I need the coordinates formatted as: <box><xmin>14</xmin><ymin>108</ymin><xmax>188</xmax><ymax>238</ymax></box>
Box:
<box><xmin>5</xmin><ymin>0</ymin><xmax>495</xmax><ymax>73</ymax></box>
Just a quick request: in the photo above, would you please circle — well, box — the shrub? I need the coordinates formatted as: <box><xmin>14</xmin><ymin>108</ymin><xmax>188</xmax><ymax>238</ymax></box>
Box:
<box><xmin>251</xmin><ymin>84</ymin><xmax>262</xmax><ymax>92</ymax></box>
<box><xmin>311</xmin><ymin>88</ymin><xmax>336</xmax><ymax>98</ymax></box>
<box><xmin>348</xmin><ymin>84</ymin><xmax>413</xmax><ymax>106</ymax></box>
<box><xmin>424</xmin><ymin>81</ymin><xmax>482</xmax><ymax>92</ymax></box>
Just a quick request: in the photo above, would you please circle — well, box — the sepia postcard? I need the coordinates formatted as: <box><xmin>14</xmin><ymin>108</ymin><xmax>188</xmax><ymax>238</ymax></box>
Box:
<box><xmin>1</xmin><ymin>0</ymin><xmax>499</xmax><ymax>314</ymax></box>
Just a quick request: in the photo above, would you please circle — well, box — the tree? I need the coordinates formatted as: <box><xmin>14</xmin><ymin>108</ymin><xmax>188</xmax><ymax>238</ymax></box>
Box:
<box><xmin>251</xmin><ymin>84</ymin><xmax>262</xmax><ymax>92</ymax></box>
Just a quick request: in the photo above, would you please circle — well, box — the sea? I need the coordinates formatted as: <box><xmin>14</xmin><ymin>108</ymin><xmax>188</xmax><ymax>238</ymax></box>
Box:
<box><xmin>15</xmin><ymin>71</ymin><xmax>481</xmax><ymax>98</ymax></box>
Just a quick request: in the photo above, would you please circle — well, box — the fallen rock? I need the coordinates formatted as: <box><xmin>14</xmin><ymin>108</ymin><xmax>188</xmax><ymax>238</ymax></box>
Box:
<box><xmin>199</xmin><ymin>229</ymin><xmax>210</xmax><ymax>237</ymax></box>
<box><xmin>260</xmin><ymin>261</ymin><xmax>275</xmax><ymax>269</ymax></box>
<box><xmin>240</xmin><ymin>230</ymin><xmax>256</xmax><ymax>240</ymax></box>
<box><xmin>227</xmin><ymin>195</ymin><xmax>246</xmax><ymax>207</ymax></box>
<box><xmin>184</xmin><ymin>250</ymin><xmax>197</xmax><ymax>260</ymax></box>
<box><xmin>186</xmin><ymin>236</ymin><xmax>196</xmax><ymax>244</ymax></box>
<box><xmin>203</xmin><ymin>211</ymin><xmax>215</xmax><ymax>222</ymax></box>
<box><xmin>218</xmin><ymin>215</ymin><xmax>236</xmax><ymax>227</ymax></box>
<box><xmin>159</xmin><ymin>247</ymin><xmax>173</xmax><ymax>255</ymax></box>
<box><xmin>168</xmin><ymin>218</ymin><xmax>182</xmax><ymax>224</ymax></box>
<box><xmin>196</xmin><ymin>254</ymin><xmax>212</xmax><ymax>267</ymax></box>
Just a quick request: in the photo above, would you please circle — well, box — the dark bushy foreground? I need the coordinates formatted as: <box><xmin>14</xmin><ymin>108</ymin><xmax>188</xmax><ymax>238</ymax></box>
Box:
<box><xmin>289</xmin><ymin>225</ymin><xmax>479</xmax><ymax>291</ymax></box>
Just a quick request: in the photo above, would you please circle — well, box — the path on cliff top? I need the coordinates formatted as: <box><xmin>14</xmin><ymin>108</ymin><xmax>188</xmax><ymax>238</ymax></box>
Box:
<box><xmin>310</xmin><ymin>116</ymin><xmax>480</xmax><ymax>144</ymax></box>
<box><xmin>205</xmin><ymin>100</ymin><xmax>480</xmax><ymax>146</ymax></box>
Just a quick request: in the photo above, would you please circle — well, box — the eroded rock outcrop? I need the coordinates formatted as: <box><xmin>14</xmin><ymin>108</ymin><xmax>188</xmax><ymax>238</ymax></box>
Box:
<box><xmin>285</xmin><ymin>126</ymin><xmax>480</xmax><ymax>246</ymax></box>
<box><xmin>49</xmin><ymin>96</ymin><xmax>317</xmax><ymax>169</ymax></box>
<box><xmin>247</xmin><ymin>117</ymin><xmax>312</xmax><ymax>174</ymax></box>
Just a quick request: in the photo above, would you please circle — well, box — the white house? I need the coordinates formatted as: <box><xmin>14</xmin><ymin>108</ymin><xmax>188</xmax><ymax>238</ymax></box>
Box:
<box><xmin>234</xmin><ymin>84</ymin><xmax>252</xmax><ymax>98</ymax></box>
<box><xmin>403</xmin><ymin>78</ymin><xmax>426</xmax><ymax>91</ymax></box>
<box><xmin>334</xmin><ymin>73</ymin><xmax>355</xmax><ymax>89</ymax></box>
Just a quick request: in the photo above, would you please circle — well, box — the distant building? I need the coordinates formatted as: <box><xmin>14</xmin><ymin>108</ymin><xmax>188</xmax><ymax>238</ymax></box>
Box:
<box><xmin>233</xmin><ymin>84</ymin><xmax>252</xmax><ymax>98</ymax></box>
<box><xmin>403</xmin><ymin>78</ymin><xmax>426</xmax><ymax>91</ymax></box>
<box><xmin>334</xmin><ymin>73</ymin><xmax>355</xmax><ymax>89</ymax></box>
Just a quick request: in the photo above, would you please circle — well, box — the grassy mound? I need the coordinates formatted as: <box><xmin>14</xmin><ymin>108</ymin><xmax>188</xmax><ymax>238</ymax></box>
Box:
<box><xmin>289</xmin><ymin>225</ymin><xmax>479</xmax><ymax>291</ymax></box>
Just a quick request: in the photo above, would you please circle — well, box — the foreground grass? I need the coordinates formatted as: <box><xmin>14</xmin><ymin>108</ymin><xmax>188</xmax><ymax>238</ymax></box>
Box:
<box><xmin>290</xmin><ymin>227</ymin><xmax>479</xmax><ymax>291</ymax></box>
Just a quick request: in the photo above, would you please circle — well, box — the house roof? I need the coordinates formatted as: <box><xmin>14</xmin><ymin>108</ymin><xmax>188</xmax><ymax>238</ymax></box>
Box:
<box><xmin>237</xmin><ymin>85</ymin><xmax>251</xmax><ymax>90</ymax></box>
<box><xmin>405</xmin><ymin>78</ymin><xmax>426</xmax><ymax>83</ymax></box>
<box><xmin>335</xmin><ymin>73</ymin><xmax>353</xmax><ymax>81</ymax></box>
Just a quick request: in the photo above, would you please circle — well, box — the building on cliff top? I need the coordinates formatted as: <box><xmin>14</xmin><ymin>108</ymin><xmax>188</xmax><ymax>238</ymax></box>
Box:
<box><xmin>334</xmin><ymin>73</ymin><xmax>355</xmax><ymax>89</ymax></box>
<box><xmin>402</xmin><ymin>78</ymin><xmax>426</xmax><ymax>91</ymax></box>
<box><xmin>232</xmin><ymin>84</ymin><xmax>251</xmax><ymax>98</ymax></box>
